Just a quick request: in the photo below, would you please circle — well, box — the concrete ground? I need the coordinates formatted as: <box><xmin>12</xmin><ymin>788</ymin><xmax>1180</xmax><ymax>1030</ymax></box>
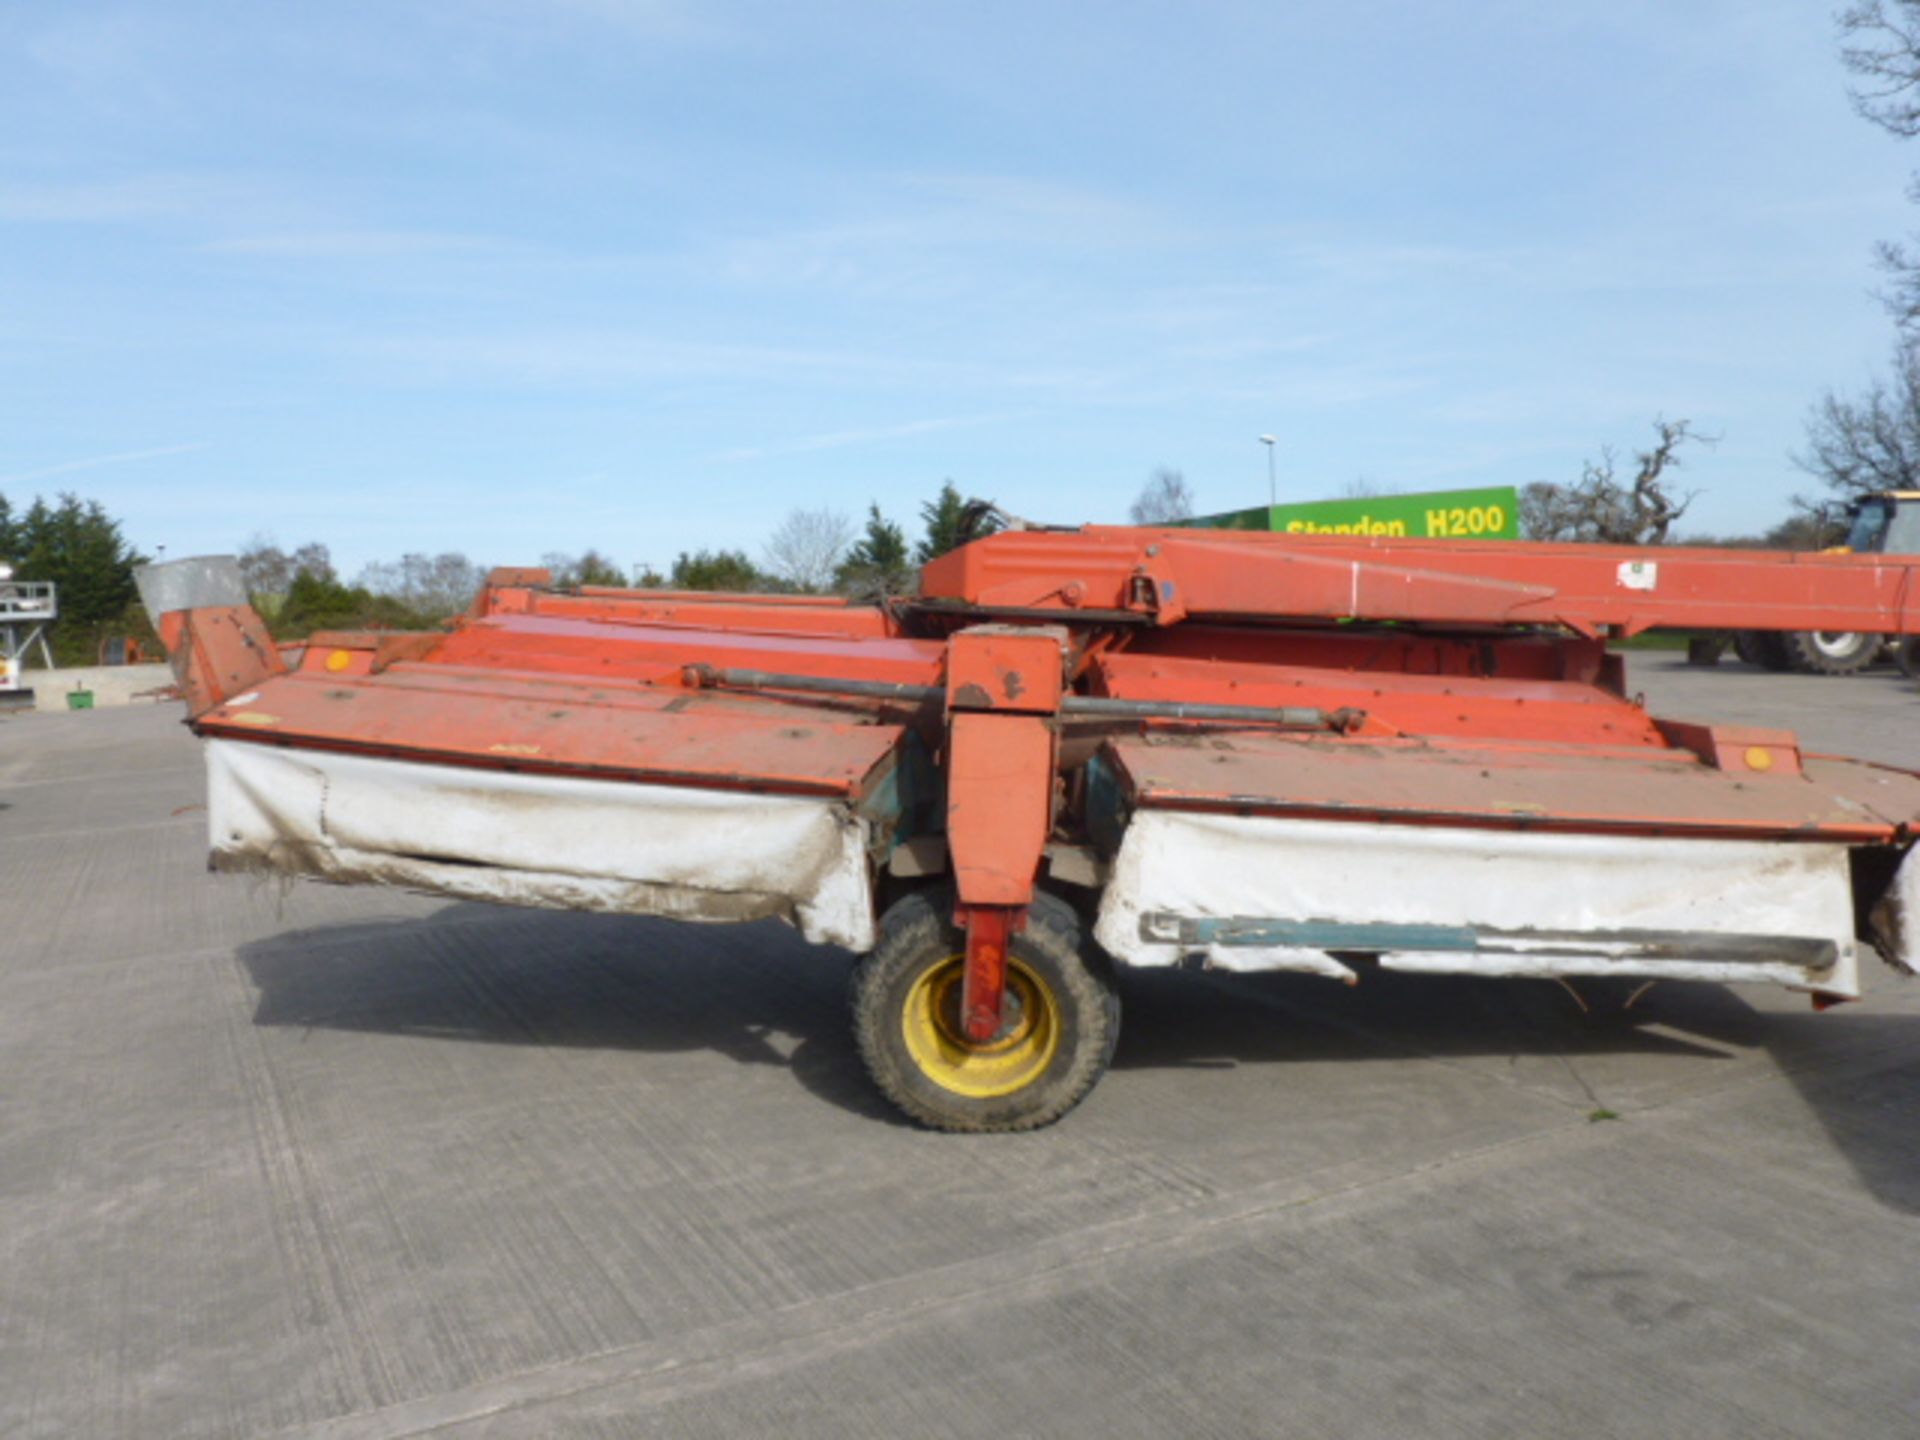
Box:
<box><xmin>1</xmin><ymin>654</ymin><xmax>1916</xmax><ymax>1438</ymax></box>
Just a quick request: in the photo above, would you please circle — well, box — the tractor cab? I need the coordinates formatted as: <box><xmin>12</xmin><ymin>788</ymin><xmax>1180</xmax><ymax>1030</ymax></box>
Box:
<box><xmin>1842</xmin><ymin>491</ymin><xmax>1920</xmax><ymax>557</ymax></box>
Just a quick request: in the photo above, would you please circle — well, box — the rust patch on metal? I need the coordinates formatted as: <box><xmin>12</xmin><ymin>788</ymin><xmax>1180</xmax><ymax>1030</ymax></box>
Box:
<box><xmin>952</xmin><ymin>682</ymin><xmax>993</xmax><ymax>709</ymax></box>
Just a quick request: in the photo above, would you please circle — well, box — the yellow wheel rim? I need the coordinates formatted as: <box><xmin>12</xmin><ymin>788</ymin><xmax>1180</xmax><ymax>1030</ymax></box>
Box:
<box><xmin>900</xmin><ymin>956</ymin><xmax>1061</xmax><ymax>1099</ymax></box>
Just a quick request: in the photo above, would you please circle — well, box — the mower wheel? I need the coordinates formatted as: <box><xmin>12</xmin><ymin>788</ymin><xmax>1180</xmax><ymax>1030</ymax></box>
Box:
<box><xmin>851</xmin><ymin>888</ymin><xmax>1120</xmax><ymax>1132</ymax></box>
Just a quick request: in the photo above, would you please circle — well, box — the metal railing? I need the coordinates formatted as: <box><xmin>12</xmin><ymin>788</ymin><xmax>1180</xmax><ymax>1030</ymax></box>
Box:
<box><xmin>0</xmin><ymin>581</ymin><xmax>57</xmax><ymax>620</ymax></box>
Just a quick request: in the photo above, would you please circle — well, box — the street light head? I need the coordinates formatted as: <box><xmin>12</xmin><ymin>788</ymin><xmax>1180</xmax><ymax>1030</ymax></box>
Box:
<box><xmin>1258</xmin><ymin>434</ymin><xmax>1277</xmax><ymax>445</ymax></box>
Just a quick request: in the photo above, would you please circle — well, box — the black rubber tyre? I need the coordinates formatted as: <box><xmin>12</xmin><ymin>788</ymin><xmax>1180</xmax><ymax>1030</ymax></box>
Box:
<box><xmin>1733</xmin><ymin>630</ymin><xmax>1793</xmax><ymax>672</ymax></box>
<box><xmin>1685</xmin><ymin>633</ymin><xmax>1730</xmax><ymax>667</ymax></box>
<box><xmin>1781</xmin><ymin>630</ymin><xmax>1883</xmax><ymax>675</ymax></box>
<box><xmin>1897</xmin><ymin>636</ymin><xmax>1920</xmax><ymax>681</ymax></box>
<box><xmin>851</xmin><ymin>888</ymin><xmax>1121</xmax><ymax>1132</ymax></box>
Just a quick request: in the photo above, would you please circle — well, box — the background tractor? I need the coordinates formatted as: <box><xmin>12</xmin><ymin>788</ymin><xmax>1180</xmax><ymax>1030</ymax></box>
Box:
<box><xmin>1733</xmin><ymin>491</ymin><xmax>1920</xmax><ymax>675</ymax></box>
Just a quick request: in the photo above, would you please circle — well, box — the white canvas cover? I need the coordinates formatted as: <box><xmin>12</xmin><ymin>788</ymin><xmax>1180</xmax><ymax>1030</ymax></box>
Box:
<box><xmin>206</xmin><ymin>739</ymin><xmax>876</xmax><ymax>950</ymax></box>
<box><xmin>1095</xmin><ymin>810</ymin><xmax>1862</xmax><ymax>996</ymax></box>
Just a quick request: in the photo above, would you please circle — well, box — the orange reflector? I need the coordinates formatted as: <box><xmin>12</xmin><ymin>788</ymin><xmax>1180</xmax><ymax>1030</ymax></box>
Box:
<box><xmin>1745</xmin><ymin>746</ymin><xmax>1774</xmax><ymax>772</ymax></box>
<box><xmin>325</xmin><ymin>650</ymin><xmax>353</xmax><ymax>673</ymax></box>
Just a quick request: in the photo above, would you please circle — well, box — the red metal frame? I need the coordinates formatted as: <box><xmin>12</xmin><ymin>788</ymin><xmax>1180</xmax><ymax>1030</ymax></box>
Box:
<box><xmin>156</xmin><ymin>604</ymin><xmax>286</xmax><ymax>715</ymax></box>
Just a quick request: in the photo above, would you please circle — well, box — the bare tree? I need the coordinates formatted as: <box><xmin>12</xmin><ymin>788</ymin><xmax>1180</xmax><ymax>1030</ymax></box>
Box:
<box><xmin>1519</xmin><ymin>419</ymin><xmax>1707</xmax><ymax>544</ymax></box>
<box><xmin>762</xmin><ymin>508</ymin><xmax>855</xmax><ymax>592</ymax></box>
<box><xmin>1846</xmin><ymin>2</ymin><xmax>1920</xmax><ymax>129</ymax></box>
<box><xmin>237</xmin><ymin>534</ymin><xmax>293</xmax><ymax>598</ymax></box>
<box><xmin>289</xmin><ymin>542</ymin><xmax>335</xmax><ymax>583</ymax></box>
<box><xmin>238</xmin><ymin>534</ymin><xmax>334</xmax><ymax>598</ymax></box>
<box><xmin>1798</xmin><ymin>345</ymin><xmax>1920</xmax><ymax>503</ymax></box>
<box><xmin>1341</xmin><ymin>476</ymin><xmax>1398</xmax><ymax>499</ymax></box>
<box><xmin>358</xmin><ymin>552</ymin><xmax>487</xmax><ymax>620</ymax></box>
<box><xmin>1128</xmin><ymin>467</ymin><xmax>1195</xmax><ymax>525</ymax></box>
<box><xmin>1841</xmin><ymin>3</ymin><xmax>1920</xmax><ymax>323</ymax></box>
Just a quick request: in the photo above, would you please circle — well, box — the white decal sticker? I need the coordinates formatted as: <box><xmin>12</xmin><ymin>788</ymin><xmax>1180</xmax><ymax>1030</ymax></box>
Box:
<box><xmin>1617</xmin><ymin>560</ymin><xmax>1658</xmax><ymax>591</ymax></box>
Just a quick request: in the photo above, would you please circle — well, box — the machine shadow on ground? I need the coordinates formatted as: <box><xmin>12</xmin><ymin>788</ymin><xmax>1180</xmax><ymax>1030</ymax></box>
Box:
<box><xmin>1127</xmin><ymin>962</ymin><xmax>1920</xmax><ymax>1214</ymax></box>
<box><xmin>237</xmin><ymin>900</ymin><xmax>1920</xmax><ymax>1209</ymax></box>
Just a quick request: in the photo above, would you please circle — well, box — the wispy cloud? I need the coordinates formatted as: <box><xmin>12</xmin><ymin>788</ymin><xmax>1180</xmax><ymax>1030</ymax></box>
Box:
<box><xmin>345</xmin><ymin>329</ymin><xmax>954</xmax><ymax>389</ymax></box>
<box><xmin>205</xmin><ymin>229</ymin><xmax>503</xmax><ymax>259</ymax></box>
<box><xmin>711</xmin><ymin>414</ymin><xmax>1004</xmax><ymax>464</ymax></box>
<box><xmin>709</xmin><ymin>171</ymin><xmax>1184</xmax><ymax>299</ymax></box>
<box><xmin>0</xmin><ymin>442</ymin><xmax>208</xmax><ymax>488</ymax></box>
<box><xmin>902</xmin><ymin>173</ymin><xmax>1171</xmax><ymax>238</ymax></box>
<box><xmin>0</xmin><ymin>173</ymin><xmax>308</xmax><ymax>228</ymax></box>
<box><xmin>1279</xmin><ymin>235</ymin><xmax>1532</xmax><ymax>287</ymax></box>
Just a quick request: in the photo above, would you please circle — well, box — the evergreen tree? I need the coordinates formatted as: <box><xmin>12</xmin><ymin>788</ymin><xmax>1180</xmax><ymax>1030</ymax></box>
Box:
<box><xmin>573</xmin><ymin>549</ymin><xmax>626</xmax><ymax>587</ymax></box>
<box><xmin>836</xmin><ymin>504</ymin><xmax>914</xmax><ymax>596</ymax></box>
<box><xmin>917</xmin><ymin>482</ymin><xmax>967</xmax><ymax>564</ymax></box>
<box><xmin>278</xmin><ymin>570</ymin><xmax>366</xmax><ymax>636</ymax></box>
<box><xmin>541</xmin><ymin>550</ymin><xmax>629</xmax><ymax>588</ymax></box>
<box><xmin>915</xmin><ymin>481</ymin><xmax>1000</xmax><ymax>563</ymax></box>
<box><xmin>9</xmin><ymin>492</ymin><xmax>145</xmax><ymax>664</ymax></box>
<box><xmin>274</xmin><ymin>570</ymin><xmax>433</xmax><ymax>637</ymax></box>
<box><xmin>669</xmin><ymin>549</ymin><xmax>761</xmax><ymax>591</ymax></box>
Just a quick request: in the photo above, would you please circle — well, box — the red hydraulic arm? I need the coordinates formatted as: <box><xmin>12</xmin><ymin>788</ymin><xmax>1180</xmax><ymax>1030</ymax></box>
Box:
<box><xmin>918</xmin><ymin>528</ymin><xmax>1920</xmax><ymax>637</ymax></box>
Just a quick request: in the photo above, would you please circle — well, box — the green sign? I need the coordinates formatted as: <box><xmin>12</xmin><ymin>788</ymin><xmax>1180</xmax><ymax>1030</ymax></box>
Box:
<box><xmin>1187</xmin><ymin>485</ymin><xmax>1520</xmax><ymax>540</ymax></box>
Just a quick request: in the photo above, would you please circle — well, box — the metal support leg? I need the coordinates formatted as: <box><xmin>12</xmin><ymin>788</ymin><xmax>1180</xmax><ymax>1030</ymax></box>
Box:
<box><xmin>959</xmin><ymin>905</ymin><xmax>1015</xmax><ymax>1043</ymax></box>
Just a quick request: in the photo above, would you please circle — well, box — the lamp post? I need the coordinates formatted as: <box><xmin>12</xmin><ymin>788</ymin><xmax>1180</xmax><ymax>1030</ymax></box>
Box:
<box><xmin>1259</xmin><ymin>434</ymin><xmax>1277</xmax><ymax>508</ymax></box>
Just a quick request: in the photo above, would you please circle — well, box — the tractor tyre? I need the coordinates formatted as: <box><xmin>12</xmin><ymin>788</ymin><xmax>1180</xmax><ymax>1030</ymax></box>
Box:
<box><xmin>1733</xmin><ymin>630</ymin><xmax>1793</xmax><ymax>672</ymax></box>
<box><xmin>851</xmin><ymin>888</ymin><xmax>1121</xmax><ymax>1132</ymax></box>
<box><xmin>1896</xmin><ymin>636</ymin><xmax>1920</xmax><ymax>681</ymax></box>
<box><xmin>1782</xmin><ymin>630</ymin><xmax>1882</xmax><ymax>676</ymax></box>
<box><xmin>1685</xmin><ymin>633</ymin><xmax>1731</xmax><ymax>667</ymax></box>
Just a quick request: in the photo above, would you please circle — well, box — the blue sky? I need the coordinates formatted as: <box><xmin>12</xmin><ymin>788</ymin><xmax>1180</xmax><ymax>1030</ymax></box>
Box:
<box><xmin>2</xmin><ymin>1</ymin><xmax>1915</xmax><ymax>575</ymax></box>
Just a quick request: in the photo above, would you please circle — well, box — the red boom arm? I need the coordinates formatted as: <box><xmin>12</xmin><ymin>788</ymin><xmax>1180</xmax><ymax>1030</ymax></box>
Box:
<box><xmin>917</xmin><ymin>528</ymin><xmax>1920</xmax><ymax>638</ymax></box>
